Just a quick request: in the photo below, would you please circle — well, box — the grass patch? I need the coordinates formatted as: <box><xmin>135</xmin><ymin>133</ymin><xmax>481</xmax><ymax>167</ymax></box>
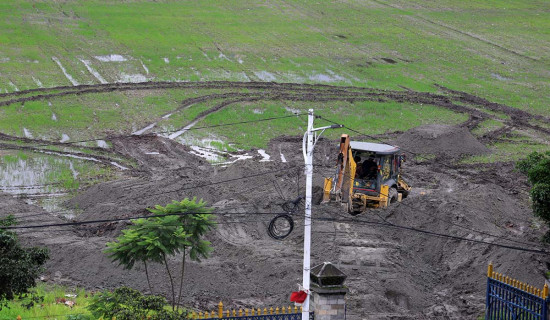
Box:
<box><xmin>0</xmin><ymin>284</ymin><xmax>92</xmax><ymax>320</ymax></box>
<box><xmin>414</xmin><ymin>154</ymin><xmax>437</xmax><ymax>163</ymax></box>
<box><xmin>195</xmin><ymin>99</ymin><xmax>468</xmax><ymax>149</ymax></box>
<box><xmin>471</xmin><ymin>119</ymin><xmax>505</xmax><ymax>137</ymax></box>
<box><xmin>461</xmin><ymin>142</ymin><xmax>550</xmax><ymax>164</ymax></box>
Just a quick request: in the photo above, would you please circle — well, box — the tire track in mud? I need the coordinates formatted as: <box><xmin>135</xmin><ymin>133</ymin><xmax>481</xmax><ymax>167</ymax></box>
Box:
<box><xmin>1</xmin><ymin>81</ymin><xmax>549</xmax><ymax>169</ymax></box>
<box><xmin>2</xmin><ymin>80</ymin><xmax>548</xmax><ymax>127</ymax></box>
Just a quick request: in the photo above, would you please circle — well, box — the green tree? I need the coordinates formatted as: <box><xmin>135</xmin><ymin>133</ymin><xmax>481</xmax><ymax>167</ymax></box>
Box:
<box><xmin>105</xmin><ymin>198</ymin><xmax>215</xmax><ymax>310</ymax></box>
<box><xmin>148</xmin><ymin>198</ymin><xmax>215</xmax><ymax>308</ymax></box>
<box><xmin>517</xmin><ymin>151</ymin><xmax>550</xmax><ymax>240</ymax></box>
<box><xmin>0</xmin><ymin>215</ymin><xmax>49</xmax><ymax>310</ymax></box>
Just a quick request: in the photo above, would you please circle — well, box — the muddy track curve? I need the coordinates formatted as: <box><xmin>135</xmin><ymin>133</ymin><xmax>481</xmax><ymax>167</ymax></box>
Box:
<box><xmin>2</xmin><ymin>81</ymin><xmax>549</xmax><ymax>170</ymax></box>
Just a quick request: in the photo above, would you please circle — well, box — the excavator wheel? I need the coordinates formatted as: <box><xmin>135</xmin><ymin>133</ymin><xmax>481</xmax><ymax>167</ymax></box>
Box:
<box><xmin>387</xmin><ymin>188</ymin><xmax>398</xmax><ymax>206</ymax></box>
<box><xmin>348</xmin><ymin>198</ymin><xmax>364</xmax><ymax>216</ymax></box>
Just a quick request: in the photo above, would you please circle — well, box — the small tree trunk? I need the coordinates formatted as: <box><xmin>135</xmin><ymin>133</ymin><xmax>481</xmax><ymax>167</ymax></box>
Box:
<box><xmin>176</xmin><ymin>247</ymin><xmax>186</xmax><ymax>309</ymax></box>
<box><xmin>163</xmin><ymin>254</ymin><xmax>176</xmax><ymax>311</ymax></box>
<box><xmin>143</xmin><ymin>260</ymin><xmax>153</xmax><ymax>294</ymax></box>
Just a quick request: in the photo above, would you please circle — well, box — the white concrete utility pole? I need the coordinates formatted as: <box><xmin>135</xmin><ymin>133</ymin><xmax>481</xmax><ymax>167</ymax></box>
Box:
<box><xmin>302</xmin><ymin>109</ymin><xmax>342</xmax><ymax>320</ymax></box>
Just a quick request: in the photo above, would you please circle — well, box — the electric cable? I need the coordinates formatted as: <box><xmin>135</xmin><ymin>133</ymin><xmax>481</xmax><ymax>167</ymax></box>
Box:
<box><xmin>267</xmin><ymin>214</ymin><xmax>295</xmax><ymax>240</ymax></box>
<box><xmin>1</xmin><ymin>211</ymin><xmax>291</xmax><ymax>230</ymax></box>
<box><xmin>321</xmin><ymin>166</ymin><xmax>541</xmax><ymax>248</ymax></box>
<box><xmin>0</xmin><ymin>113</ymin><xmax>304</xmax><ymax>150</ymax></box>
<box><xmin>13</xmin><ymin>218</ymin><xmax>281</xmax><ymax>236</ymax></box>
<box><xmin>310</xmin><ymin>214</ymin><xmax>550</xmax><ymax>255</ymax></box>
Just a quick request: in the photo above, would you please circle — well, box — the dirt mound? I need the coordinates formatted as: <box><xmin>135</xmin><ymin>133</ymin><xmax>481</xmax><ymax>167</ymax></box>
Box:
<box><xmin>394</xmin><ymin>124</ymin><xmax>489</xmax><ymax>158</ymax></box>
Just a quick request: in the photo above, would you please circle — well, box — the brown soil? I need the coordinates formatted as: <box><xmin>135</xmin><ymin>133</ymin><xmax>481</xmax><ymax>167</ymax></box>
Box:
<box><xmin>393</xmin><ymin>124</ymin><xmax>490</xmax><ymax>158</ymax></box>
<box><xmin>1</xmin><ymin>82</ymin><xmax>549</xmax><ymax>320</ymax></box>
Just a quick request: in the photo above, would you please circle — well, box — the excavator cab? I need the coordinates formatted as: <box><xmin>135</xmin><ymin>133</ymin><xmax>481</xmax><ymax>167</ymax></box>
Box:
<box><xmin>322</xmin><ymin>135</ymin><xmax>411</xmax><ymax>215</ymax></box>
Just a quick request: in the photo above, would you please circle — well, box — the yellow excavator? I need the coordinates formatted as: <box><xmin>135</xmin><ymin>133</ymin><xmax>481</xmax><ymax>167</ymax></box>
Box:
<box><xmin>322</xmin><ymin>134</ymin><xmax>411</xmax><ymax>215</ymax></box>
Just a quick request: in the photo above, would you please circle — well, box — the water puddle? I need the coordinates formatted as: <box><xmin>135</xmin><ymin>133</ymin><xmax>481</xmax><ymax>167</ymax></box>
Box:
<box><xmin>32</xmin><ymin>76</ymin><xmax>43</xmax><ymax>88</ymax></box>
<box><xmin>189</xmin><ymin>146</ymin><xmax>223</xmax><ymax>162</ymax></box>
<box><xmin>169</xmin><ymin>120</ymin><xmax>199</xmax><ymax>139</ymax></box>
<box><xmin>8</xmin><ymin>81</ymin><xmax>19</xmax><ymax>91</ymax></box>
<box><xmin>0</xmin><ymin>157</ymin><xmax>64</xmax><ymax>196</ymax></box>
<box><xmin>218</xmin><ymin>53</ymin><xmax>231</xmax><ymax>62</ymax></box>
<box><xmin>68</xmin><ymin>161</ymin><xmax>78</xmax><ymax>179</ymax></box>
<box><xmin>237</xmin><ymin>72</ymin><xmax>251</xmax><ymax>81</ymax></box>
<box><xmin>140</xmin><ymin>60</ymin><xmax>150</xmax><ymax>74</ymax></box>
<box><xmin>79</xmin><ymin>59</ymin><xmax>107</xmax><ymax>84</ymax></box>
<box><xmin>308</xmin><ymin>71</ymin><xmax>348</xmax><ymax>83</ymax></box>
<box><xmin>52</xmin><ymin>56</ymin><xmax>79</xmax><ymax>86</ymax></box>
<box><xmin>42</xmin><ymin>151</ymin><xmax>99</xmax><ymax>163</ymax></box>
<box><xmin>95</xmin><ymin>54</ymin><xmax>127</xmax><ymax>62</ymax></box>
<box><xmin>23</xmin><ymin>128</ymin><xmax>33</xmax><ymax>138</ymax></box>
<box><xmin>96</xmin><ymin>140</ymin><xmax>109</xmax><ymax>148</ymax></box>
<box><xmin>132</xmin><ymin>122</ymin><xmax>157</xmax><ymax>135</ymax></box>
<box><xmin>110</xmin><ymin>161</ymin><xmax>129</xmax><ymax>170</ymax></box>
<box><xmin>258</xmin><ymin>149</ymin><xmax>271</xmax><ymax>162</ymax></box>
<box><xmin>254</xmin><ymin>71</ymin><xmax>276</xmax><ymax>81</ymax></box>
<box><xmin>60</xmin><ymin>133</ymin><xmax>70</xmax><ymax>142</ymax></box>
<box><xmin>118</xmin><ymin>73</ymin><xmax>147</xmax><ymax>83</ymax></box>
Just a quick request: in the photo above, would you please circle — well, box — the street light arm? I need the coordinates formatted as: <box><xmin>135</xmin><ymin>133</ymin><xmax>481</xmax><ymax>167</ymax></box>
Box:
<box><xmin>311</xmin><ymin>124</ymin><xmax>343</xmax><ymax>132</ymax></box>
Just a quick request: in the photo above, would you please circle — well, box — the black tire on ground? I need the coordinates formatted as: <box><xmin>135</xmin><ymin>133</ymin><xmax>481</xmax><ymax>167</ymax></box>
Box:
<box><xmin>348</xmin><ymin>198</ymin><xmax>363</xmax><ymax>216</ymax></box>
<box><xmin>388</xmin><ymin>187</ymin><xmax>398</xmax><ymax>205</ymax></box>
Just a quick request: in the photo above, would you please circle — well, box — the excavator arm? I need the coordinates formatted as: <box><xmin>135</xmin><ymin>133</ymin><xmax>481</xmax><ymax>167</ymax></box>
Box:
<box><xmin>322</xmin><ymin>134</ymin><xmax>353</xmax><ymax>203</ymax></box>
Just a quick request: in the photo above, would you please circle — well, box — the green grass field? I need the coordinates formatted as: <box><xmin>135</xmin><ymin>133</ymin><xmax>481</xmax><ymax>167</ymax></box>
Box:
<box><xmin>1</xmin><ymin>1</ymin><xmax>549</xmax><ymax>108</ymax></box>
<box><xmin>1</xmin><ymin>0</ymin><xmax>549</xmax><ymax>159</ymax></box>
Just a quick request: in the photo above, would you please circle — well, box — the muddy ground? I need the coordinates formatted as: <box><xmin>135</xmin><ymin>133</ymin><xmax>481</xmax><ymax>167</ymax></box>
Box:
<box><xmin>1</xmin><ymin>128</ymin><xmax>547</xmax><ymax>320</ymax></box>
<box><xmin>1</xmin><ymin>82</ymin><xmax>550</xmax><ymax>319</ymax></box>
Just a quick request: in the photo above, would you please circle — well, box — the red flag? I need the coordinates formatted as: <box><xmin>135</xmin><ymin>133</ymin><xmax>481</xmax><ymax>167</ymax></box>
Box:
<box><xmin>290</xmin><ymin>291</ymin><xmax>307</xmax><ymax>303</ymax></box>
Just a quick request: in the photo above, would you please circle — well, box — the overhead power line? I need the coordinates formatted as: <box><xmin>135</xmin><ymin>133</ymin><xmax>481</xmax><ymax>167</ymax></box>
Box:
<box><xmin>311</xmin><ymin>215</ymin><xmax>550</xmax><ymax>255</ymax></box>
<box><xmin>324</xmin><ymin>167</ymin><xmax>539</xmax><ymax>248</ymax></box>
<box><xmin>1</xmin><ymin>211</ymin><xmax>289</xmax><ymax>230</ymax></box>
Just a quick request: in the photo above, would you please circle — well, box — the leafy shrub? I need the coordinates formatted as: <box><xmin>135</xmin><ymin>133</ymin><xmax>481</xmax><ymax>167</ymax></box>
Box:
<box><xmin>87</xmin><ymin>287</ymin><xmax>187</xmax><ymax>320</ymax></box>
<box><xmin>517</xmin><ymin>152</ymin><xmax>550</xmax><ymax>241</ymax></box>
<box><xmin>0</xmin><ymin>215</ymin><xmax>49</xmax><ymax>310</ymax></box>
